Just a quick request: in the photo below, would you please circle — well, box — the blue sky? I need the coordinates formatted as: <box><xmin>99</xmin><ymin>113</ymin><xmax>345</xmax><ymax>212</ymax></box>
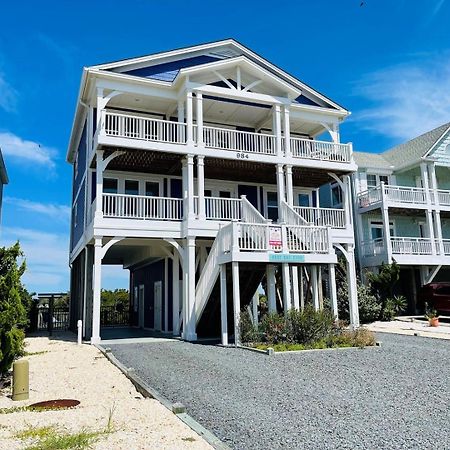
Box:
<box><xmin>1</xmin><ymin>0</ymin><xmax>449</xmax><ymax>293</ymax></box>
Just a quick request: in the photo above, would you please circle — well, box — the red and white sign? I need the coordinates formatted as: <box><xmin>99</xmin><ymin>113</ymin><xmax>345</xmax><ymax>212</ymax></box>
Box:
<box><xmin>269</xmin><ymin>226</ymin><xmax>282</xmax><ymax>248</ymax></box>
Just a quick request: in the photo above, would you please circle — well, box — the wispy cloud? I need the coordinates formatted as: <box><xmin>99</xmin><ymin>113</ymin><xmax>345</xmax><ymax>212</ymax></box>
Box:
<box><xmin>353</xmin><ymin>54</ymin><xmax>450</xmax><ymax>142</ymax></box>
<box><xmin>1</xmin><ymin>227</ymin><xmax>69</xmax><ymax>292</ymax></box>
<box><xmin>4</xmin><ymin>197</ymin><xmax>70</xmax><ymax>221</ymax></box>
<box><xmin>431</xmin><ymin>0</ymin><xmax>446</xmax><ymax>18</ymax></box>
<box><xmin>0</xmin><ymin>132</ymin><xmax>57</xmax><ymax>168</ymax></box>
<box><xmin>0</xmin><ymin>73</ymin><xmax>18</xmax><ymax>113</ymax></box>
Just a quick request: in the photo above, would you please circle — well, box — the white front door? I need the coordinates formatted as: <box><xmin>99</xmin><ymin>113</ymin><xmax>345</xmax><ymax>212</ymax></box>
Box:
<box><xmin>154</xmin><ymin>281</ymin><xmax>162</xmax><ymax>331</ymax></box>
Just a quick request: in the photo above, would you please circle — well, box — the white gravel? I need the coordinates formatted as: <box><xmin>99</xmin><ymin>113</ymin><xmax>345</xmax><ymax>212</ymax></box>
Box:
<box><xmin>0</xmin><ymin>333</ymin><xmax>212</xmax><ymax>450</ymax></box>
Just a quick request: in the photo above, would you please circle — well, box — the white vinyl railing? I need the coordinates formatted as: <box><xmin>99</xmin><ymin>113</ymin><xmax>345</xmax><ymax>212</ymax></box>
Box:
<box><xmin>294</xmin><ymin>206</ymin><xmax>346</xmax><ymax>228</ymax></box>
<box><xmin>391</xmin><ymin>237</ymin><xmax>434</xmax><ymax>255</ymax></box>
<box><xmin>358</xmin><ymin>186</ymin><xmax>382</xmax><ymax>208</ymax></box>
<box><xmin>290</xmin><ymin>137</ymin><xmax>351</xmax><ymax>163</ymax></box>
<box><xmin>195</xmin><ymin>225</ymin><xmax>231</xmax><ymax>323</ymax></box>
<box><xmin>443</xmin><ymin>239</ymin><xmax>450</xmax><ymax>255</ymax></box>
<box><xmin>193</xmin><ymin>196</ymin><xmax>242</xmax><ymax>221</ymax></box>
<box><xmin>203</xmin><ymin>126</ymin><xmax>276</xmax><ymax>155</ymax></box>
<box><xmin>361</xmin><ymin>238</ymin><xmax>386</xmax><ymax>257</ymax></box>
<box><xmin>240</xmin><ymin>196</ymin><xmax>268</xmax><ymax>224</ymax></box>
<box><xmin>103</xmin><ymin>111</ymin><xmax>187</xmax><ymax>144</ymax></box>
<box><xmin>384</xmin><ymin>185</ymin><xmax>427</xmax><ymax>204</ymax></box>
<box><xmin>280</xmin><ymin>201</ymin><xmax>309</xmax><ymax>225</ymax></box>
<box><xmin>103</xmin><ymin>193</ymin><xmax>183</xmax><ymax>220</ymax></box>
<box><xmin>436</xmin><ymin>190</ymin><xmax>450</xmax><ymax>206</ymax></box>
<box><xmin>286</xmin><ymin>226</ymin><xmax>330</xmax><ymax>253</ymax></box>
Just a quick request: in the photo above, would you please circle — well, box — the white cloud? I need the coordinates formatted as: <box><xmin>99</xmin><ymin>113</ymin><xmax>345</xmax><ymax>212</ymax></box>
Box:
<box><xmin>1</xmin><ymin>227</ymin><xmax>69</xmax><ymax>293</ymax></box>
<box><xmin>0</xmin><ymin>132</ymin><xmax>57</xmax><ymax>167</ymax></box>
<box><xmin>4</xmin><ymin>197</ymin><xmax>70</xmax><ymax>221</ymax></box>
<box><xmin>0</xmin><ymin>73</ymin><xmax>17</xmax><ymax>112</ymax></box>
<box><xmin>354</xmin><ymin>55</ymin><xmax>450</xmax><ymax>142</ymax></box>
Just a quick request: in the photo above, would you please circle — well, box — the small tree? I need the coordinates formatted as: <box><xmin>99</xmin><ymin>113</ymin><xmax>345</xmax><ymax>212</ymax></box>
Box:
<box><xmin>0</xmin><ymin>242</ymin><xmax>31</xmax><ymax>375</ymax></box>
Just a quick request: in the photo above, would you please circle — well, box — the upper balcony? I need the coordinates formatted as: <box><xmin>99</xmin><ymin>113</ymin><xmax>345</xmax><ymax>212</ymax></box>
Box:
<box><xmin>94</xmin><ymin>109</ymin><xmax>354</xmax><ymax>170</ymax></box>
<box><xmin>357</xmin><ymin>183</ymin><xmax>450</xmax><ymax>212</ymax></box>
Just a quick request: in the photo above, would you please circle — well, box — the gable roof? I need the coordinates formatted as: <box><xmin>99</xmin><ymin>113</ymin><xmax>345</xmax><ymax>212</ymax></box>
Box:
<box><xmin>354</xmin><ymin>122</ymin><xmax>450</xmax><ymax>171</ymax></box>
<box><xmin>91</xmin><ymin>38</ymin><xmax>348</xmax><ymax>112</ymax></box>
<box><xmin>382</xmin><ymin>122</ymin><xmax>450</xmax><ymax>168</ymax></box>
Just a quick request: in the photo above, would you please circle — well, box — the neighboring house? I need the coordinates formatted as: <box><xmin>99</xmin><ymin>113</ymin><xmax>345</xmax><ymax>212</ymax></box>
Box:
<box><xmin>353</xmin><ymin>123</ymin><xmax>450</xmax><ymax>313</ymax></box>
<box><xmin>67</xmin><ymin>39</ymin><xmax>359</xmax><ymax>344</ymax></box>
<box><xmin>0</xmin><ymin>148</ymin><xmax>9</xmax><ymax>223</ymax></box>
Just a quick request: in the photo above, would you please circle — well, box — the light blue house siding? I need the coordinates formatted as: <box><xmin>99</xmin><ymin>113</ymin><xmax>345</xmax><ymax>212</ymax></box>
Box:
<box><xmin>394</xmin><ymin>167</ymin><xmax>420</xmax><ymax>187</ymax></box>
<box><xmin>360</xmin><ymin>213</ymin><xmax>424</xmax><ymax>241</ymax></box>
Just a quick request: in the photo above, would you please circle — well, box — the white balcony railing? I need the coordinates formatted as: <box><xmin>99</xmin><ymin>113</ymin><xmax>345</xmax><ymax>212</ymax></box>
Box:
<box><xmin>362</xmin><ymin>237</ymin><xmax>450</xmax><ymax>257</ymax></box>
<box><xmin>436</xmin><ymin>190</ymin><xmax>450</xmax><ymax>206</ymax></box>
<box><xmin>103</xmin><ymin>193</ymin><xmax>183</xmax><ymax>220</ymax></box>
<box><xmin>194</xmin><ymin>196</ymin><xmax>243</xmax><ymax>221</ymax></box>
<box><xmin>226</xmin><ymin>222</ymin><xmax>330</xmax><ymax>254</ymax></box>
<box><xmin>293</xmin><ymin>206</ymin><xmax>346</xmax><ymax>228</ymax></box>
<box><xmin>384</xmin><ymin>185</ymin><xmax>427</xmax><ymax>204</ymax></box>
<box><xmin>203</xmin><ymin>126</ymin><xmax>276</xmax><ymax>155</ymax></box>
<box><xmin>290</xmin><ymin>137</ymin><xmax>352</xmax><ymax>163</ymax></box>
<box><xmin>358</xmin><ymin>186</ymin><xmax>382</xmax><ymax>208</ymax></box>
<box><xmin>100</xmin><ymin>110</ymin><xmax>352</xmax><ymax>163</ymax></box>
<box><xmin>103</xmin><ymin>111</ymin><xmax>187</xmax><ymax>144</ymax></box>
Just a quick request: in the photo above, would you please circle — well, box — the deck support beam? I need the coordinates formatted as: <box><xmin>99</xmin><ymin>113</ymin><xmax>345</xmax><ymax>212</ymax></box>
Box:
<box><xmin>291</xmin><ymin>266</ymin><xmax>300</xmax><ymax>310</ymax></box>
<box><xmin>282</xmin><ymin>263</ymin><xmax>292</xmax><ymax>314</ymax></box>
<box><xmin>172</xmin><ymin>251</ymin><xmax>180</xmax><ymax>335</ymax></box>
<box><xmin>311</xmin><ymin>265</ymin><xmax>319</xmax><ymax>310</ymax></box>
<box><xmin>220</xmin><ymin>264</ymin><xmax>228</xmax><ymax>346</ymax></box>
<box><xmin>266</xmin><ymin>264</ymin><xmax>277</xmax><ymax>312</ymax></box>
<box><xmin>329</xmin><ymin>263</ymin><xmax>338</xmax><ymax>321</ymax></box>
<box><xmin>183</xmin><ymin>236</ymin><xmax>197</xmax><ymax>341</ymax></box>
<box><xmin>232</xmin><ymin>261</ymin><xmax>241</xmax><ymax>347</ymax></box>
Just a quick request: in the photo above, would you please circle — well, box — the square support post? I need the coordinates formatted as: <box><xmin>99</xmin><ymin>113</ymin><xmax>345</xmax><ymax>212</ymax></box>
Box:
<box><xmin>232</xmin><ymin>261</ymin><xmax>241</xmax><ymax>347</ymax></box>
<box><xmin>282</xmin><ymin>263</ymin><xmax>292</xmax><ymax>314</ymax></box>
<box><xmin>311</xmin><ymin>265</ymin><xmax>319</xmax><ymax>311</ymax></box>
<box><xmin>186</xmin><ymin>90</ymin><xmax>193</xmax><ymax>145</ymax></box>
<box><xmin>266</xmin><ymin>264</ymin><xmax>277</xmax><ymax>312</ymax></box>
<box><xmin>285</xmin><ymin>165</ymin><xmax>294</xmax><ymax>207</ymax></box>
<box><xmin>380</xmin><ymin>182</ymin><xmax>392</xmax><ymax>262</ymax></box>
<box><xmin>329</xmin><ymin>263</ymin><xmax>338</xmax><ymax>321</ymax></box>
<box><xmin>183</xmin><ymin>237</ymin><xmax>197</xmax><ymax>341</ymax></box>
<box><xmin>220</xmin><ymin>264</ymin><xmax>228</xmax><ymax>346</ymax></box>
<box><xmin>172</xmin><ymin>251</ymin><xmax>180</xmax><ymax>336</ymax></box>
<box><xmin>345</xmin><ymin>244</ymin><xmax>360</xmax><ymax>328</ymax></box>
<box><xmin>276</xmin><ymin>164</ymin><xmax>285</xmax><ymax>220</ymax></box>
<box><xmin>196</xmin><ymin>92</ymin><xmax>203</xmax><ymax>146</ymax></box>
<box><xmin>91</xmin><ymin>237</ymin><xmax>102</xmax><ymax>344</ymax></box>
<box><xmin>95</xmin><ymin>150</ymin><xmax>104</xmax><ymax>219</ymax></box>
<box><xmin>197</xmin><ymin>155</ymin><xmax>206</xmax><ymax>220</ymax></box>
<box><xmin>291</xmin><ymin>266</ymin><xmax>300</xmax><ymax>310</ymax></box>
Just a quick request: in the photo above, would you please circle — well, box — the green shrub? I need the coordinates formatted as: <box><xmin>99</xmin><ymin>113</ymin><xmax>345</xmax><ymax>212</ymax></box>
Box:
<box><xmin>0</xmin><ymin>243</ymin><xmax>30</xmax><ymax>375</ymax></box>
<box><xmin>260</xmin><ymin>312</ymin><xmax>288</xmax><ymax>344</ymax></box>
<box><xmin>240</xmin><ymin>309</ymin><xmax>259</xmax><ymax>343</ymax></box>
<box><xmin>287</xmin><ymin>306</ymin><xmax>335</xmax><ymax>345</ymax></box>
<box><xmin>329</xmin><ymin>328</ymin><xmax>376</xmax><ymax>348</ymax></box>
<box><xmin>381</xmin><ymin>295</ymin><xmax>407</xmax><ymax>321</ymax></box>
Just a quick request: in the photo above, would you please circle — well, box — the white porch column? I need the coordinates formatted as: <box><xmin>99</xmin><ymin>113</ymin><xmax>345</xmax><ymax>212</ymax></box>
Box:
<box><xmin>91</xmin><ymin>237</ymin><xmax>102</xmax><ymax>344</ymax></box>
<box><xmin>380</xmin><ymin>182</ymin><xmax>392</xmax><ymax>262</ymax></box>
<box><xmin>285</xmin><ymin>164</ymin><xmax>294</xmax><ymax>207</ymax></box>
<box><xmin>186</xmin><ymin>90</ymin><xmax>194</xmax><ymax>145</ymax></box>
<box><xmin>300</xmin><ymin>268</ymin><xmax>305</xmax><ymax>311</ymax></box>
<box><xmin>282</xmin><ymin>263</ymin><xmax>292</xmax><ymax>314</ymax></box>
<box><xmin>421</xmin><ymin>163</ymin><xmax>436</xmax><ymax>254</ymax></box>
<box><xmin>252</xmin><ymin>292</ymin><xmax>259</xmax><ymax>326</ymax></box>
<box><xmin>197</xmin><ymin>155</ymin><xmax>206</xmax><ymax>220</ymax></box>
<box><xmin>276</xmin><ymin>164</ymin><xmax>285</xmax><ymax>221</ymax></box>
<box><xmin>283</xmin><ymin>105</ymin><xmax>291</xmax><ymax>158</ymax></box>
<box><xmin>345</xmin><ymin>244</ymin><xmax>360</xmax><ymax>328</ymax></box>
<box><xmin>182</xmin><ymin>154</ymin><xmax>195</xmax><ymax>221</ymax></box>
<box><xmin>95</xmin><ymin>150</ymin><xmax>104</xmax><ymax>218</ymax></box>
<box><xmin>172</xmin><ymin>251</ymin><xmax>180</xmax><ymax>336</ymax></box>
<box><xmin>274</xmin><ymin>104</ymin><xmax>283</xmax><ymax>158</ymax></box>
<box><xmin>291</xmin><ymin>266</ymin><xmax>300</xmax><ymax>310</ymax></box>
<box><xmin>311</xmin><ymin>265</ymin><xmax>319</xmax><ymax>310</ymax></box>
<box><xmin>329</xmin><ymin>263</ymin><xmax>338</xmax><ymax>321</ymax></box>
<box><xmin>266</xmin><ymin>264</ymin><xmax>277</xmax><ymax>312</ymax></box>
<box><xmin>177</xmin><ymin>99</ymin><xmax>185</xmax><ymax>123</ymax></box>
<box><xmin>196</xmin><ymin>92</ymin><xmax>204</xmax><ymax>146</ymax></box>
<box><xmin>232</xmin><ymin>261</ymin><xmax>241</xmax><ymax>347</ymax></box>
<box><xmin>220</xmin><ymin>264</ymin><xmax>228</xmax><ymax>346</ymax></box>
<box><xmin>343</xmin><ymin>175</ymin><xmax>352</xmax><ymax>229</ymax></box>
<box><xmin>183</xmin><ymin>237</ymin><xmax>197</xmax><ymax>341</ymax></box>
<box><xmin>434</xmin><ymin>211</ymin><xmax>444</xmax><ymax>255</ymax></box>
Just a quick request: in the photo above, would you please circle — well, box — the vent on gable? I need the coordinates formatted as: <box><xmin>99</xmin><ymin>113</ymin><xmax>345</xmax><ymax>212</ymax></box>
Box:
<box><xmin>208</xmin><ymin>48</ymin><xmax>241</xmax><ymax>59</ymax></box>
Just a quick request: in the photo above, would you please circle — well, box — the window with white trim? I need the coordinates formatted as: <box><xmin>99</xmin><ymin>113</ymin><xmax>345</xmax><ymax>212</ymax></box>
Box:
<box><xmin>367</xmin><ymin>174</ymin><xmax>389</xmax><ymax>188</ymax></box>
<box><xmin>369</xmin><ymin>220</ymin><xmax>394</xmax><ymax>239</ymax></box>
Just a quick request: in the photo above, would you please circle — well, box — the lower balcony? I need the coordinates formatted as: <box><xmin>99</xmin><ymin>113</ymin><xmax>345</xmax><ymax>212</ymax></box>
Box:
<box><xmin>361</xmin><ymin>237</ymin><xmax>450</xmax><ymax>266</ymax></box>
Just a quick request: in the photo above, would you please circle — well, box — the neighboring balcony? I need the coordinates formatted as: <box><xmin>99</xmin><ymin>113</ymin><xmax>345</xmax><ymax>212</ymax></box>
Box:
<box><xmin>361</xmin><ymin>237</ymin><xmax>450</xmax><ymax>266</ymax></box>
<box><xmin>96</xmin><ymin>110</ymin><xmax>353</xmax><ymax>165</ymax></box>
<box><xmin>358</xmin><ymin>184</ymin><xmax>450</xmax><ymax>211</ymax></box>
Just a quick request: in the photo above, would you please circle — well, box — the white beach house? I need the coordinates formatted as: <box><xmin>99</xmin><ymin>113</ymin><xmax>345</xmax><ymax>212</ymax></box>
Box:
<box><xmin>67</xmin><ymin>39</ymin><xmax>359</xmax><ymax>344</ymax></box>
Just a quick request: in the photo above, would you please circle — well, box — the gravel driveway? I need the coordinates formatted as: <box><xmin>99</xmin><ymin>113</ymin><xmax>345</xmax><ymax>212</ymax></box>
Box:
<box><xmin>109</xmin><ymin>334</ymin><xmax>450</xmax><ymax>450</ymax></box>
